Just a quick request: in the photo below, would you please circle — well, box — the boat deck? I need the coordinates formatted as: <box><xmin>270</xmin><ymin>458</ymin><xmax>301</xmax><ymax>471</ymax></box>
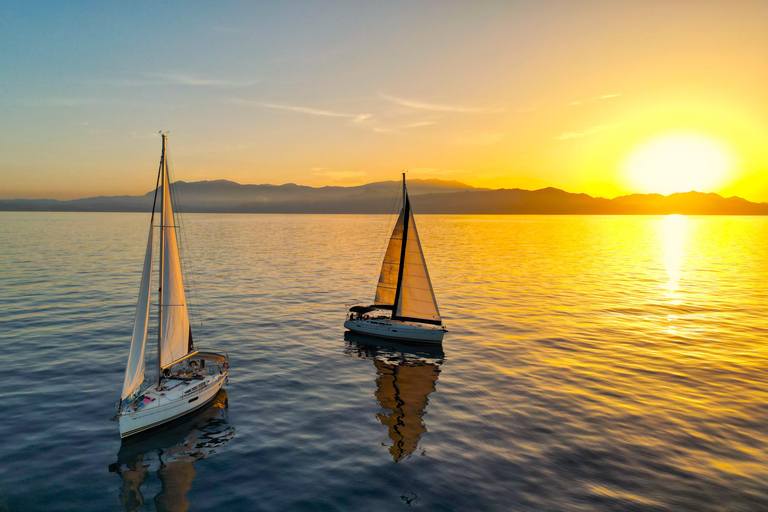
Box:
<box><xmin>124</xmin><ymin>372</ymin><xmax>220</xmax><ymax>414</ymax></box>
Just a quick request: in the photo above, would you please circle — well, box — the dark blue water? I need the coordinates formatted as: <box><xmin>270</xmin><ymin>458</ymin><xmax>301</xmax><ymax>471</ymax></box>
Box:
<box><xmin>1</xmin><ymin>212</ymin><xmax>767</xmax><ymax>511</ymax></box>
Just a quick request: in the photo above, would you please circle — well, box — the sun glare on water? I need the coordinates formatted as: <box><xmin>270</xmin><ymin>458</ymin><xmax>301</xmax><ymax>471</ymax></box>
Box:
<box><xmin>623</xmin><ymin>133</ymin><xmax>735</xmax><ymax>196</ymax></box>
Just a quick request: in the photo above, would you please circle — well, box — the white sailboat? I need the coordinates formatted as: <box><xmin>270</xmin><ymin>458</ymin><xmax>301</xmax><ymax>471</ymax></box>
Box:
<box><xmin>344</xmin><ymin>174</ymin><xmax>447</xmax><ymax>344</ymax></box>
<box><xmin>115</xmin><ymin>134</ymin><xmax>229</xmax><ymax>438</ymax></box>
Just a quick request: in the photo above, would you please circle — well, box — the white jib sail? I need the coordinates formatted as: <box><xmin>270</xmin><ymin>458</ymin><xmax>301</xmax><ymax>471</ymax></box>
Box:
<box><xmin>160</xmin><ymin>165</ymin><xmax>191</xmax><ymax>368</ymax></box>
<box><xmin>395</xmin><ymin>209</ymin><xmax>441</xmax><ymax>323</ymax></box>
<box><xmin>122</xmin><ymin>223</ymin><xmax>154</xmax><ymax>401</ymax></box>
<box><xmin>374</xmin><ymin>209</ymin><xmax>405</xmax><ymax>306</ymax></box>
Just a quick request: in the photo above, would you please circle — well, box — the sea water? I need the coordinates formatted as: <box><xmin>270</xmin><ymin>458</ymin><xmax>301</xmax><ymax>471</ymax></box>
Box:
<box><xmin>1</xmin><ymin>212</ymin><xmax>767</xmax><ymax>511</ymax></box>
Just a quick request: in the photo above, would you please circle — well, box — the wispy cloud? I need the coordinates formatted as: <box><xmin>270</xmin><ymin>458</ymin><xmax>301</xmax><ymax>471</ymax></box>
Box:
<box><xmin>380</xmin><ymin>93</ymin><xmax>493</xmax><ymax>113</ymax></box>
<box><xmin>555</xmin><ymin>123</ymin><xmax>627</xmax><ymax>140</ymax></box>
<box><xmin>106</xmin><ymin>73</ymin><xmax>258</xmax><ymax>88</ymax></box>
<box><xmin>373</xmin><ymin>120</ymin><xmax>437</xmax><ymax>133</ymax></box>
<box><xmin>569</xmin><ymin>93</ymin><xmax>622</xmax><ymax>106</ymax></box>
<box><xmin>400</xmin><ymin>121</ymin><xmax>436</xmax><ymax>129</ymax></box>
<box><xmin>153</xmin><ymin>73</ymin><xmax>234</xmax><ymax>86</ymax></box>
<box><xmin>228</xmin><ymin>99</ymin><xmax>373</xmax><ymax>123</ymax></box>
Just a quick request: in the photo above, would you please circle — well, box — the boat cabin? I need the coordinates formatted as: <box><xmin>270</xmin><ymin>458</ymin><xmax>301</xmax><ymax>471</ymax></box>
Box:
<box><xmin>160</xmin><ymin>350</ymin><xmax>229</xmax><ymax>382</ymax></box>
<box><xmin>348</xmin><ymin>304</ymin><xmax>394</xmax><ymax>321</ymax></box>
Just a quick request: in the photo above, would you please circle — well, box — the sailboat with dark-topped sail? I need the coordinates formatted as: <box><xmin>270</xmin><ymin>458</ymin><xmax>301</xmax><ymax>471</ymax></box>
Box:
<box><xmin>114</xmin><ymin>134</ymin><xmax>229</xmax><ymax>438</ymax></box>
<box><xmin>345</xmin><ymin>173</ymin><xmax>447</xmax><ymax>344</ymax></box>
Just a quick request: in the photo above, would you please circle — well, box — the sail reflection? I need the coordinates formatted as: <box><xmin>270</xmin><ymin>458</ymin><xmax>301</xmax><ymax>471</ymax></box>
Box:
<box><xmin>344</xmin><ymin>332</ymin><xmax>444</xmax><ymax>462</ymax></box>
<box><xmin>109</xmin><ymin>390</ymin><xmax>234</xmax><ymax>512</ymax></box>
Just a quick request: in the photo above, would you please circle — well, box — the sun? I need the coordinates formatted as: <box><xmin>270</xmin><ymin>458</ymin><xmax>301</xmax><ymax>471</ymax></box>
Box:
<box><xmin>622</xmin><ymin>132</ymin><xmax>735</xmax><ymax>195</ymax></box>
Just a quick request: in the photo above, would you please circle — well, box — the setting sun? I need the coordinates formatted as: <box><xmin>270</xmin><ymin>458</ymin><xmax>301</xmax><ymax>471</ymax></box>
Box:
<box><xmin>623</xmin><ymin>133</ymin><xmax>736</xmax><ymax>195</ymax></box>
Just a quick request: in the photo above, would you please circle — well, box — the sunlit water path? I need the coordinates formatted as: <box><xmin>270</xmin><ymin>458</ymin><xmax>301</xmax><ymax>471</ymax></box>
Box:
<box><xmin>1</xmin><ymin>213</ymin><xmax>767</xmax><ymax>511</ymax></box>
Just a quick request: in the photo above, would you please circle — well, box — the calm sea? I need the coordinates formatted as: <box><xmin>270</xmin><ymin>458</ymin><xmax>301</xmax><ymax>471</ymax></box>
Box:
<box><xmin>1</xmin><ymin>212</ymin><xmax>767</xmax><ymax>511</ymax></box>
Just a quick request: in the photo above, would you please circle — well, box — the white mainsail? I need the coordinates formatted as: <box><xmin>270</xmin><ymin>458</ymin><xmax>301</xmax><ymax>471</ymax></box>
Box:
<box><xmin>394</xmin><ymin>206</ymin><xmax>441</xmax><ymax>324</ymax></box>
<box><xmin>374</xmin><ymin>210</ymin><xmax>405</xmax><ymax>307</ymax></box>
<box><xmin>159</xmin><ymin>153</ymin><xmax>191</xmax><ymax>368</ymax></box>
<box><xmin>122</xmin><ymin>223</ymin><xmax>154</xmax><ymax>400</ymax></box>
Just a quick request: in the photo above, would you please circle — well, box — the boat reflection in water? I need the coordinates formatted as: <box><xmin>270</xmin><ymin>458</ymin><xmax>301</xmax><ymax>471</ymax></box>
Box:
<box><xmin>344</xmin><ymin>332</ymin><xmax>444</xmax><ymax>462</ymax></box>
<box><xmin>109</xmin><ymin>389</ymin><xmax>234</xmax><ymax>512</ymax></box>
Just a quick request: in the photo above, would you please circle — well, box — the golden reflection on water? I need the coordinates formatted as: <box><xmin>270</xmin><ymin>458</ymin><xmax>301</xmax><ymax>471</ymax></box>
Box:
<box><xmin>662</xmin><ymin>214</ymin><xmax>688</xmax><ymax>295</ymax></box>
<box><xmin>110</xmin><ymin>390</ymin><xmax>233</xmax><ymax>512</ymax></box>
<box><xmin>661</xmin><ymin>214</ymin><xmax>688</xmax><ymax>333</ymax></box>
<box><xmin>344</xmin><ymin>333</ymin><xmax>443</xmax><ymax>462</ymax></box>
<box><xmin>428</xmin><ymin>215</ymin><xmax>768</xmax><ymax>446</ymax></box>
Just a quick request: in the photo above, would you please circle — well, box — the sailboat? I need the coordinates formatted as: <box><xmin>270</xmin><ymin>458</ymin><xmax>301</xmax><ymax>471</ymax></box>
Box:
<box><xmin>344</xmin><ymin>173</ymin><xmax>447</xmax><ymax>344</ymax></box>
<box><xmin>114</xmin><ymin>134</ymin><xmax>230</xmax><ymax>438</ymax></box>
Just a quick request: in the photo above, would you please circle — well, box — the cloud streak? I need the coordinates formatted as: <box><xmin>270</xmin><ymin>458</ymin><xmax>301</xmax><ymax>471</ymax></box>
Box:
<box><xmin>555</xmin><ymin>123</ymin><xmax>627</xmax><ymax>140</ymax></box>
<box><xmin>228</xmin><ymin>99</ymin><xmax>373</xmax><ymax>123</ymax></box>
<box><xmin>373</xmin><ymin>120</ymin><xmax>436</xmax><ymax>133</ymax></box>
<box><xmin>569</xmin><ymin>93</ymin><xmax>622</xmax><ymax>106</ymax></box>
<box><xmin>107</xmin><ymin>73</ymin><xmax>258</xmax><ymax>88</ymax></box>
<box><xmin>380</xmin><ymin>93</ymin><xmax>491</xmax><ymax>113</ymax></box>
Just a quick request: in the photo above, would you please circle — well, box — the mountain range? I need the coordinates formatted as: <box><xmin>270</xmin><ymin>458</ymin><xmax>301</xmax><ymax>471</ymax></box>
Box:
<box><xmin>2</xmin><ymin>179</ymin><xmax>767</xmax><ymax>215</ymax></box>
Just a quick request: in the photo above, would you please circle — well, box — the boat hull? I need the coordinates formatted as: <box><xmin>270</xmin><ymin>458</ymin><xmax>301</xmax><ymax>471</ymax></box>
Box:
<box><xmin>344</xmin><ymin>318</ymin><xmax>445</xmax><ymax>344</ymax></box>
<box><xmin>118</xmin><ymin>372</ymin><xmax>226</xmax><ymax>438</ymax></box>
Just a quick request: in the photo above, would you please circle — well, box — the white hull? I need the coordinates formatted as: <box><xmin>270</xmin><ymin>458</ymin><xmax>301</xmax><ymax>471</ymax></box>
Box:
<box><xmin>344</xmin><ymin>318</ymin><xmax>446</xmax><ymax>344</ymax></box>
<box><xmin>118</xmin><ymin>372</ymin><xmax>227</xmax><ymax>438</ymax></box>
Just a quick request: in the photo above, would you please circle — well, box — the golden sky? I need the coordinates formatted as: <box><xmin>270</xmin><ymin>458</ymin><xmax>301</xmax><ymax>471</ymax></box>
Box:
<box><xmin>1</xmin><ymin>1</ymin><xmax>767</xmax><ymax>201</ymax></box>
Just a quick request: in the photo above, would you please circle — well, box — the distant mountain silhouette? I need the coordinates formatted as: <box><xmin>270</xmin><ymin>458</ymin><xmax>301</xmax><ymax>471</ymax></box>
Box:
<box><xmin>1</xmin><ymin>180</ymin><xmax>766</xmax><ymax>215</ymax></box>
<box><xmin>412</xmin><ymin>188</ymin><xmax>768</xmax><ymax>215</ymax></box>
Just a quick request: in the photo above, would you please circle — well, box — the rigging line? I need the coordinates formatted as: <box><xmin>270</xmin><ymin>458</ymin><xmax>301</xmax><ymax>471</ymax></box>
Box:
<box><xmin>178</xmin><ymin>209</ymin><xmax>207</xmax><ymax>342</ymax></box>
<box><xmin>166</xmin><ymin>146</ymin><xmax>207</xmax><ymax>342</ymax></box>
<box><xmin>167</xmin><ymin>151</ymin><xmax>200</xmax><ymax>336</ymax></box>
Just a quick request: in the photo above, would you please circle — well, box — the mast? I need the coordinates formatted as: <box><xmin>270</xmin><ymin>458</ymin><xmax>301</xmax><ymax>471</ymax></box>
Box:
<box><xmin>391</xmin><ymin>173</ymin><xmax>409</xmax><ymax>319</ymax></box>
<box><xmin>157</xmin><ymin>134</ymin><xmax>166</xmax><ymax>389</ymax></box>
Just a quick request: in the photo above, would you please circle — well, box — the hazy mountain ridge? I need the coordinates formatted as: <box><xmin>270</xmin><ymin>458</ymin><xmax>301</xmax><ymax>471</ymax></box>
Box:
<box><xmin>1</xmin><ymin>180</ymin><xmax>766</xmax><ymax>214</ymax></box>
